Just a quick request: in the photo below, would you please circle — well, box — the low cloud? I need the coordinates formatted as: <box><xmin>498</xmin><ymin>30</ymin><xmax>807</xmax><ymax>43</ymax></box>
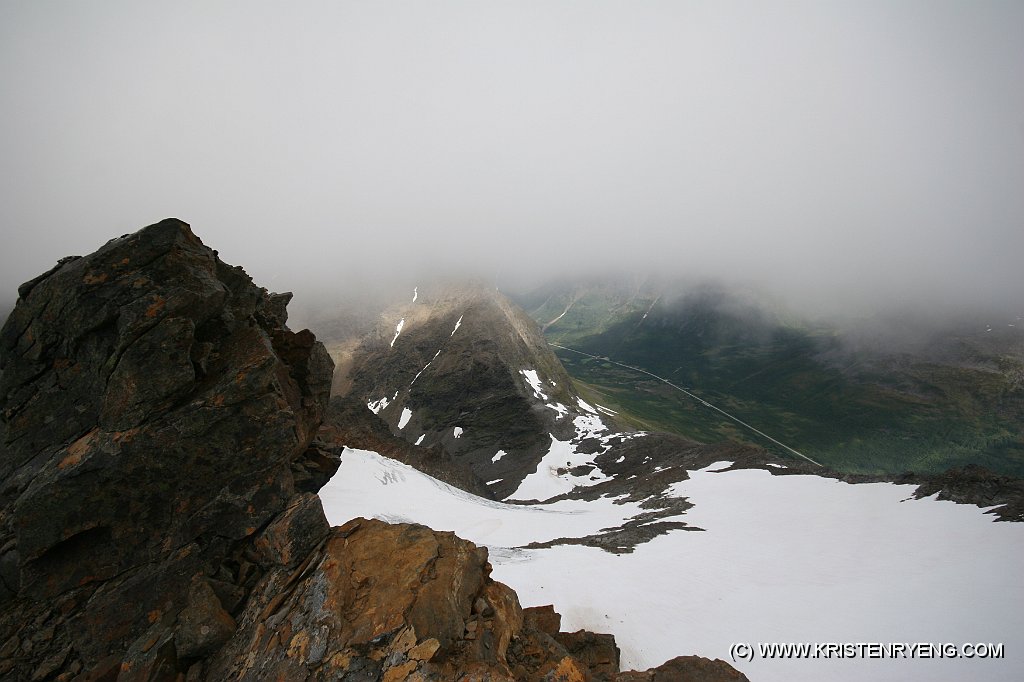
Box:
<box><xmin>2</xmin><ymin>2</ymin><xmax>1021</xmax><ymax>326</ymax></box>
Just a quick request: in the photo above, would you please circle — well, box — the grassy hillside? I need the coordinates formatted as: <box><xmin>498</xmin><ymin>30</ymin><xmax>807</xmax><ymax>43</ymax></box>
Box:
<box><xmin>516</xmin><ymin>282</ymin><xmax>1024</xmax><ymax>477</ymax></box>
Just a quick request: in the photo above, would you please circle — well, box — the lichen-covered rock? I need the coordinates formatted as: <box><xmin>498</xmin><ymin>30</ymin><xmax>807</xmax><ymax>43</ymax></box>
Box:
<box><xmin>0</xmin><ymin>219</ymin><xmax>333</xmax><ymax>680</ymax></box>
<box><xmin>207</xmin><ymin>516</ymin><xmax>656</xmax><ymax>682</ymax></box>
<box><xmin>207</xmin><ymin>517</ymin><xmax>515</xmax><ymax>680</ymax></box>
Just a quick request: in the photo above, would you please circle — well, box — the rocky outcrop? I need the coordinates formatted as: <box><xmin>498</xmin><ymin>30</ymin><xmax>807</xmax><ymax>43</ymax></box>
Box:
<box><xmin>911</xmin><ymin>464</ymin><xmax>1024</xmax><ymax>521</ymax></box>
<box><xmin>0</xmin><ymin>219</ymin><xmax>335</xmax><ymax>679</ymax></box>
<box><xmin>206</xmin><ymin>517</ymin><xmax>604</xmax><ymax>681</ymax></box>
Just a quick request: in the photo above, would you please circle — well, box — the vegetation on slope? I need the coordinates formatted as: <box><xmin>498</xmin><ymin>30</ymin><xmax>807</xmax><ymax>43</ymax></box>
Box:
<box><xmin>515</xmin><ymin>280</ymin><xmax>1024</xmax><ymax>477</ymax></box>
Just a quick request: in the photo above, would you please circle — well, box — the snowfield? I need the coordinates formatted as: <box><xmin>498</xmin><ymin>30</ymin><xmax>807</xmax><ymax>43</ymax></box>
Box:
<box><xmin>320</xmin><ymin>448</ymin><xmax>653</xmax><ymax>547</ymax></box>
<box><xmin>319</xmin><ymin>449</ymin><xmax>1024</xmax><ymax>682</ymax></box>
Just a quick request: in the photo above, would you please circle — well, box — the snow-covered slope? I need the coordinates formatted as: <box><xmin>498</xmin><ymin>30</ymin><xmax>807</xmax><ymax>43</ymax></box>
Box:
<box><xmin>319</xmin><ymin>448</ymin><xmax>652</xmax><ymax>546</ymax></box>
<box><xmin>320</xmin><ymin>449</ymin><xmax>1024</xmax><ymax>681</ymax></box>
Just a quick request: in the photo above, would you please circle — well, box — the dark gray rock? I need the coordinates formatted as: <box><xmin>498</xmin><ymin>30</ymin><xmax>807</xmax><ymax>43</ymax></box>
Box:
<box><xmin>253</xmin><ymin>492</ymin><xmax>330</xmax><ymax>568</ymax></box>
<box><xmin>912</xmin><ymin>464</ymin><xmax>1024</xmax><ymax>521</ymax></box>
<box><xmin>175</xmin><ymin>580</ymin><xmax>237</xmax><ymax>660</ymax></box>
<box><xmin>0</xmin><ymin>218</ymin><xmax>333</xmax><ymax>680</ymax></box>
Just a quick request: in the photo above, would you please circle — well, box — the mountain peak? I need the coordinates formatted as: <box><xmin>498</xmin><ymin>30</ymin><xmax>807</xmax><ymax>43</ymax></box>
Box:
<box><xmin>324</xmin><ymin>282</ymin><xmax>609</xmax><ymax>499</ymax></box>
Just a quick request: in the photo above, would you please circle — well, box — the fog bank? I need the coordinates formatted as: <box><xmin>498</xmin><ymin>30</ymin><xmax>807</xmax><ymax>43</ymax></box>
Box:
<box><xmin>2</xmin><ymin>1</ymin><xmax>1022</xmax><ymax>321</ymax></box>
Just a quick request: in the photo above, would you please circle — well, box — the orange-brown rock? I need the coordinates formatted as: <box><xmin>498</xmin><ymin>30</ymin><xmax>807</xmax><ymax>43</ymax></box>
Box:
<box><xmin>524</xmin><ymin>605</ymin><xmax>562</xmax><ymax>636</ymax></box>
<box><xmin>556</xmin><ymin>630</ymin><xmax>620</xmax><ymax>681</ymax></box>
<box><xmin>204</xmin><ymin>517</ymin><xmax>580</xmax><ymax>681</ymax></box>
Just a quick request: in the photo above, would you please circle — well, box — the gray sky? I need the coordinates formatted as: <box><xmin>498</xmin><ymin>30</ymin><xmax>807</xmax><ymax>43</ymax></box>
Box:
<box><xmin>2</xmin><ymin>1</ymin><xmax>1022</xmax><ymax>317</ymax></box>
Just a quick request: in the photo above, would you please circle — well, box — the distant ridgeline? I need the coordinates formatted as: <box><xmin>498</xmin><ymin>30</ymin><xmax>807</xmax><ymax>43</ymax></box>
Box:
<box><xmin>513</xmin><ymin>280</ymin><xmax>1024</xmax><ymax>478</ymax></box>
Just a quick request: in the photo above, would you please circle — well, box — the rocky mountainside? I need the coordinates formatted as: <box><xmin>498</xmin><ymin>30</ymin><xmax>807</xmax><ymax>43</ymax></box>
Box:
<box><xmin>0</xmin><ymin>220</ymin><xmax>746</xmax><ymax>681</ymax></box>
<box><xmin>318</xmin><ymin>284</ymin><xmax>821</xmax><ymax>553</ymax></box>
<box><xmin>327</xmin><ymin>285</ymin><xmax>612</xmax><ymax>500</ymax></box>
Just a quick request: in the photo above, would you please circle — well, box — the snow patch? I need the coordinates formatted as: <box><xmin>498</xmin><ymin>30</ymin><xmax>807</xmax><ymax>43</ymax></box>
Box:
<box><xmin>487</xmin><ymin>479</ymin><xmax>502</xmax><ymax>485</ymax></box>
<box><xmin>367</xmin><ymin>396</ymin><xmax>390</xmax><ymax>414</ymax></box>
<box><xmin>410</xmin><ymin>350</ymin><xmax>442</xmax><ymax>386</ymax></box>
<box><xmin>366</xmin><ymin>391</ymin><xmax>397</xmax><ymax>411</ymax></box>
<box><xmin>317</xmin><ymin>435</ymin><xmax>1024</xmax><ymax>682</ymax></box>
<box><xmin>520</xmin><ymin>369</ymin><xmax>548</xmax><ymax>400</ymax></box>
<box><xmin>492</xmin><ymin>450</ymin><xmax>508</xmax><ymax>463</ymax></box>
<box><xmin>415</xmin><ymin>434</ymin><xmax>425</xmax><ymax>445</ymax></box>
<box><xmin>451</xmin><ymin>315</ymin><xmax>463</xmax><ymax>336</ymax></box>
<box><xmin>577</xmin><ymin>399</ymin><xmax>599</xmax><ymax>415</ymax></box>
<box><xmin>453</xmin><ymin>427</ymin><xmax>463</xmax><ymax>439</ymax></box>
<box><xmin>398</xmin><ymin>408</ymin><xmax>412</xmax><ymax>430</ymax></box>
<box><xmin>545</xmin><ymin>402</ymin><xmax>569</xmax><ymax>419</ymax></box>
<box><xmin>573</xmin><ymin>413</ymin><xmax>607</xmax><ymax>439</ymax></box>
<box><xmin>595</xmin><ymin>404</ymin><xmax>618</xmax><ymax>416</ymax></box>
<box><xmin>506</xmin><ymin>411</ymin><xmax>627</xmax><ymax>501</ymax></box>
<box><xmin>390</xmin><ymin>318</ymin><xmax>405</xmax><ymax>347</ymax></box>
<box><xmin>412</xmin><ymin>286</ymin><xmax>418</xmax><ymax>303</ymax></box>
<box><xmin>507</xmin><ymin>431</ymin><xmax>613</xmax><ymax>502</ymax></box>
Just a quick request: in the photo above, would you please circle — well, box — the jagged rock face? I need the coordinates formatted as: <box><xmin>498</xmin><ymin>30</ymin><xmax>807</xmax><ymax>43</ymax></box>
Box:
<box><xmin>0</xmin><ymin>219</ymin><xmax>334</xmax><ymax>679</ymax></box>
<box><xmin>208</xmin><ymin>517</ymin><xmax>536</xmax><ymax>680</ymax></box>
<box><xmin>328</xmin><ymin>287</ymin><xmax>596</xmax><ymax>498</ymax></box>
<box><xmin>206</xmin><ymin>516</ymin><xmax>636</xmax><ymax>682</ymax></box>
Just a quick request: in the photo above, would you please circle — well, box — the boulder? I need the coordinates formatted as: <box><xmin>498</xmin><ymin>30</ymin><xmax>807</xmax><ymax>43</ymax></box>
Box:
<box><xmin>556</xmin><ymin>630</ymin><xmax>620</xmax><ymax>681</ymax></box>
<box><xmin>524</xmin><ymin>605</ymin><xmax>562</xmax><ymax>636</ymax></box>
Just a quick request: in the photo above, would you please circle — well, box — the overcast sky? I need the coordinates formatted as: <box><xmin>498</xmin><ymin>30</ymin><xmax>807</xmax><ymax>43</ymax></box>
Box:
<box><xmin>1</xmin><ymin>1</ymin><xmax>1022</xmax><ymax>317</ymax></box>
